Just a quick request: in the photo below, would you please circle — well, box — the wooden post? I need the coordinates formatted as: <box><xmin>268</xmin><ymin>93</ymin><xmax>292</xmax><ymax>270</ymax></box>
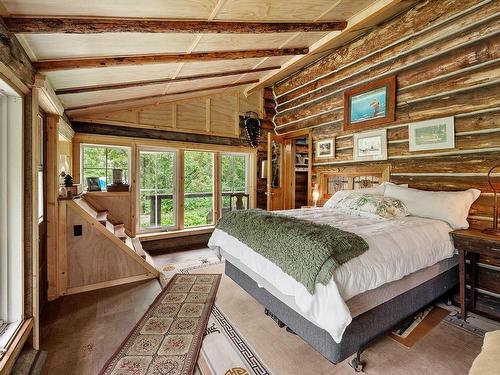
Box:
<box><xmin>45</xmin><ymin>114</ymin><xmax>60</xmax><ymax>300</ymax></box>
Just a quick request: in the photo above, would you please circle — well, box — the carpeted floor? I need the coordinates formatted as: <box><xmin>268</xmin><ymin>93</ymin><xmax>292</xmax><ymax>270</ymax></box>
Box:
<box><xmin>40</xmin><ymin>248</ymin><xmax>486</xmax><ymax>375</ymax></box>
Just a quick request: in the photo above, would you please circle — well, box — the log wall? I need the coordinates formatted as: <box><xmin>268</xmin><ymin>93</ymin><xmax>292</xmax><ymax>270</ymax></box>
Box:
<box><xmin>272</xmin><ymin>0</ymin><xmax>500</xmax><ymax>231</ymax></box>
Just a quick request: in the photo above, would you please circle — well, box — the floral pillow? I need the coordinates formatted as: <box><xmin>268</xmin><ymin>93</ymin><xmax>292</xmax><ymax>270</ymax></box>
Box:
<box><xmin>335</xmin><ymin>193</ymin><xmax>409</xmax><ymax>219</ymax></box>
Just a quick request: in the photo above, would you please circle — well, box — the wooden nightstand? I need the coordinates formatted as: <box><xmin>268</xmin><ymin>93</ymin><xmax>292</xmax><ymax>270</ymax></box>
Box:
<box><xmin>451</xmin><ymin>229</ymin><xmax>500</xmax><ymax>321</ymax></box>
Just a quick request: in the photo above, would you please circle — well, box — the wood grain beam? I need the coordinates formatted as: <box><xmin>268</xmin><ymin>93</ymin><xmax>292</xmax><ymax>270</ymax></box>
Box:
<box><xmin>55</xmin><ymin>65</ymin><xmax>281</xmax><ymax>95</ymax></box>
<box><xmin>65</xmin><ymin>79</ymin><xmax>259</xmax><ymax>112</ymax></box>
<box><xmin>33</xmin><ymin>48</ymin><xmax>308</xmax><ymax>71</ymax></box>
<box><xmin>4</xmin><ymin>17</ymin><xmax>347</xmax><ymax>34</ymax></box>
<box><xmin>73</xmin><ymin>122</ymin><xmax>249</xmax><ymax>146</ymax></box>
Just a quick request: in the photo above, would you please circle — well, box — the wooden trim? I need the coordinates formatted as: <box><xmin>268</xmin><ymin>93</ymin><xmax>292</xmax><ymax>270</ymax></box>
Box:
<box><xmin>177</xmin><ymin>150</ymin><xmax>185</xmax><ymax>230</ymax></box>
<box><xmin>45</xmin><ymin>114</ymin><xmax>59</xmax><ymax>301</ymax></box>
<box><xmin>55</xmin><ymin>66</ymin><xmax>281</xmax><ymax>95</ymax></box>
<box><xmin>66</xmin><ymin>80</ymin><xmax>259</xmax><ymax>112</ymax></box>
<box><xmin>33</xmin><ymin>49</ymin><xmax>309</xmax><ymax>72</ymax></box>
<box><xmin>65</xmin><ymin>274</ymin><xmax>157</xmax><ymax>296</ymax></box>
<box><xmin>138</xmin><ymin>226</ymin><xmax>214</xmax><ymax>242</ymax></box>
<box><xmin>213</xmin><ymin>152</ymin><xmax>221</xmax><ymax>222</ymax></box>
<box><xmin>0</xmin><ymin>319</ymin><xmax>34</xmax><ymax>375</ymax></box>
<box><xmin>33</xmin><ymin>74</ymin><xmax>64</xmax><ymax>115</ymax></box>
<box><xmin>4</xmin><ymin>17</ymin><xmax>347</xmax><ymax>34</ymax></box>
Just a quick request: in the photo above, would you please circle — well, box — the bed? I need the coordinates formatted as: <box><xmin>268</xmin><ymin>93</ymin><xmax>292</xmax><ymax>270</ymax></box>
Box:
<box><xmin>208</xmin><ymin>165</ymin><xmax>464</xmax><ymax>370</ymax></box>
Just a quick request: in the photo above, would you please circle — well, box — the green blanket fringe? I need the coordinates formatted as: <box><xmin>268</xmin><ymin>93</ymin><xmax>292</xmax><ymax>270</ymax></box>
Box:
<box><xmin>216</xmin><ymin>209</ymin><xmax>369</xmax><ymax>294</ymax></box>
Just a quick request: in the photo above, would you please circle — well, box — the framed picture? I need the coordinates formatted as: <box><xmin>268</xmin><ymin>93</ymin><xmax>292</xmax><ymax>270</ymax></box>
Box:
<box><xmin>353</xmin><ymin>129</ymin><xmax>387</xmax><ymax>162</ymax></box>
<box><xmin>409</xmin><ymin>117</ymin><xmax>455</xmax><ymax>151</ymax></box>
<box><xmin>86</xmin><ymin>177</ymin><xmax>102</xmax><ymax>192</ymax></box>
<box><xmin>344</xmin><ymin>76</ymin><xmax>396</xmax><ymax>131</ymax></box>
<box><xmin>316</xmin><ymin>138</ymin><xmax>335</xmax><ymax>158</ymax></box>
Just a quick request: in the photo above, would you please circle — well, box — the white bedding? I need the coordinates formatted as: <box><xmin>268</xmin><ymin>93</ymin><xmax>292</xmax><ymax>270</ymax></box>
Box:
<box><xmin>208</xmin><ymin>207</ymin><xmax>455</xmax><ymax>343</ymax></box>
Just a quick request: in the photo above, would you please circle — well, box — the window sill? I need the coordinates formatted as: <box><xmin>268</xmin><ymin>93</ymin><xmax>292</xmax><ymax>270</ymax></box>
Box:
<box><xmin>138</xmin><ymin>226</ymin><xmax>214</xmax><ymax>242</ymax></box>
<box><xmin>0</xmin><ymin>319</ymin><xmax>33</xmax><ymax>375</ymax></box>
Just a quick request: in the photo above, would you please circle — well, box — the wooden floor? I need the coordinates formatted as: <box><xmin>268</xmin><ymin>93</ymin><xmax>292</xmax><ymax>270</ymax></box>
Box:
<box><xmin>40</xmin><ymin>280</ymin><xmax>161</xmax><ymax>374</ymax></box>
<box><xmin>39</xmin><ymin>249</ymin><xmax>486</xmax><ymax>375</ymax></box>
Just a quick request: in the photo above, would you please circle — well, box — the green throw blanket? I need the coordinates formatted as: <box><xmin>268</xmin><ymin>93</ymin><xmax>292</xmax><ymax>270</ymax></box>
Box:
<box><xmin>216</xmin><ymin>209</ymin><xmax>369</xmax><ymax>294</ymax></box>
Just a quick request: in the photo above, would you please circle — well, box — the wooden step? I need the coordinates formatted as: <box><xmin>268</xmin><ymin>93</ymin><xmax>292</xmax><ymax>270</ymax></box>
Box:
<box><xmin>131</xmin><ymin>237</ymin><xmax>146</xmax><ymax>257</ymax></box>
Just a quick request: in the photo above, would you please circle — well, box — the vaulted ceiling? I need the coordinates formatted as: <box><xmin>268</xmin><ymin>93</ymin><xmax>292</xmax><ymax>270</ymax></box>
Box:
<box><xmin>0</xmin><ymin>0</ymin><xmax>418</xmax><ymax>118</ymax></box>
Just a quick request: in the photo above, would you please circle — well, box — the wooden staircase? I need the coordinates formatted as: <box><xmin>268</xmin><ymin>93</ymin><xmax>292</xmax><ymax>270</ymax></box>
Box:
<box><xmin>59</xmin><ymin>195</ymin><xmax>159</xmax><ymax>295</ymax></box>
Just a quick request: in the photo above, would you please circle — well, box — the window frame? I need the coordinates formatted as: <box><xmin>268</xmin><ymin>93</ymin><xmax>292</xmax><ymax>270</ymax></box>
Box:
<box><xmin>137</xmin><ymin>147</ymin><xmax>179</xmax><ymax>234</ymax></box>
<box><xmin>183</xmin><ymin>150</ymin><xmax>216</xmax><ymax>229</ymax></box>
<box><xmin>80</xmin><ymin>143</ymin><xmax>131</xmax><ymax>191</ymax></box>
<box><xmin>0</xmin><ymin>86</ymin><xmax>24</xmax><ymax>356</ymax></box>
<box><xmin>219</xmin><ymin>152</ymin><xmax>250</xmax><ymax>213</ymax></box>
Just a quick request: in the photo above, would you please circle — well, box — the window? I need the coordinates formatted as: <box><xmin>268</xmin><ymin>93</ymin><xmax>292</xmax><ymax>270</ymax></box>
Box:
<box><xmin>184</xmin><ymin>151</ymin><xmax>214</xmax><ymax>228</ymax></box>
<box><xmin>139</xmin><ymin>150</ymin><xmax>177</xmax><ymax>231</ymax></box>
<box><xmin>81</xmin><ymin>145</ymin><xmax>130</xmax><ymax>191</ymax></box>
<box><xmin>221</xmin><ymin>153</ymin><xmax>249</xmax><ymax>213</ymax></box>
<box><xmin>0</xmin><ymin>80</ymin><xmax>24</xmax><ymax>355</ymax></box>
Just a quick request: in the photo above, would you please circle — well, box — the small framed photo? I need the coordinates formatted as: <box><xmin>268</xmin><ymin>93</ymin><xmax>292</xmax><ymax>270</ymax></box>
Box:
<box><xmin>86</xmin><ymin>177</ymin><xmax>102</xmax><ymax>192</ymax></box>
<box><xmin>344</xmin><ymin>76</ymin><xmax>396</xmax><ymax>131</ymax></box>
<box><xmin>353</xmin><ymin>129</ymin><xmax>387</xmax><ymax>162</ymax></box>
<box><xmin>409</xmin><ymin>117</ymin><xmax>455</xmax><ymax>152</ymax></box>
<box><xmin>316</xmin><ymin>138</ymin><xmax>335</xmax><ymax>158</ymax></box>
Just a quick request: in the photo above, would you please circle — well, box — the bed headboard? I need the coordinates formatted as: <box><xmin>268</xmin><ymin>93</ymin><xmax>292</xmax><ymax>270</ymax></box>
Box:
<box><xmin>315</xmin><ymin>164</ymin><xmax>391</xmax><ymax>206</ymax></box>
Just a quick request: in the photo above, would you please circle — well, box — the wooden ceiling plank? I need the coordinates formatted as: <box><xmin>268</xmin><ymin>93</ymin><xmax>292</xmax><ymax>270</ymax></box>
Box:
<box><xmin>65</xmin><ymin>79</ymin><xmax>259</xmax><ymax>112</ymax></box>
<box><xmin>55</xmin><ymin>65</ymin><xmax>281</xmax><ymax>94</ymax></box>
<box><xmin>4</xmin><ymin>17</ymin><xmax>348</xmax><ymax>34</ymax></box>
<box><xmin>33</xmin><ymin>48</ymin><xmax>308</xmax><ymax>71</ymax></box>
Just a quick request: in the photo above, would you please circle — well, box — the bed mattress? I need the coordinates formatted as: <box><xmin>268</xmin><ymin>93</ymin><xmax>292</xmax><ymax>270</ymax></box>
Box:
<box><xmin>208</xmin><ymin>207</ymin><xmax>456</xmax><ymax>343</ymax></box>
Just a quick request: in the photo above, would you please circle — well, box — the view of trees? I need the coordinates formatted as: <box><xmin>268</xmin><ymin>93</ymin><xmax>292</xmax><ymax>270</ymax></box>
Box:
<box><xmin>82</xmin><ymin>146</ymin><xmax>129</xmax><ymax>190</ymax></box>
<box><xmin>83</xmin><ymin>145</ymin><xmax>248</xmax><ymax>231</ymax></box>
<box><xmin>184</xmin><ymin>151</ymin><xmax>214</xmax><ymax>227</ymax></box>
<box><xmin>139</xmin><ymin>151</ymin><xmax>175</xmax><ymax>229</ymax></box>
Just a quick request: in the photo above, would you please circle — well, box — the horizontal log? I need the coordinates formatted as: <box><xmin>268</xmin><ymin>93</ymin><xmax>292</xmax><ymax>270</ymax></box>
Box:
<box><xmin>389</xmin><ymin>175</ymin><xmax>499</xmax><ymax>192</ymax></box>
<box><xmin>275</xmin><ymin>22</ymin><xmax>500</xmax><ymax>114</ymax></box>
<box><xmin>65</xmin><ymin>80</ymin><xmax>259</xmax><ymax>112</ymax></box>
<box><xmin>274</xmin><ymin>0</ymin><xmax>497</xmax><ymax>96</ymax></box>
<box><xmin>55</xmin><ymin>65</ymin><xmax>281</xmax><ymax>95</ymax></box>
<box><xmin>34</xmin><ymin>48</ymin><xmax>309</xmax><ymax>71</ymax></box>
<box><xmin>0</xmin><ymin>17</ymin><xmax>36</xmax><ymax>88</ymax></box>
<box><xmin>73</xmin><ymin>122</ymin><xmax>248</xmax><ymax>146</ymax></box>
<box><xmin>3</xmin><ymin>17</ymin><xmax>347</xmax><ymax>34</ymax></box>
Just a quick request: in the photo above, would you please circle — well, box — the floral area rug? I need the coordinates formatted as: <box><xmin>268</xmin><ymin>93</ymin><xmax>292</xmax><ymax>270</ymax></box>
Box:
<box><xmin>99</xmin><ymin>273</ymin><xmax>221</xmax><ymax>375</ymax></box>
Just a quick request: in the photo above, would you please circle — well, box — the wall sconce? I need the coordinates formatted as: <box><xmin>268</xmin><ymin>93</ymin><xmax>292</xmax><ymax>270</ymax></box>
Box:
<box><xmin>261</xmin><ymin>160</ymin><xmax>268</xmax><ymax>179</ymax></box>
<box><xmin>312</xmin><ymin>183</ymin><xmax>320</xmax><ymax>207</ymax></box>
<box><xmin>483</xmin><ymin>165</ymin><xmax>500</xmax><ymax>236</ymax></box>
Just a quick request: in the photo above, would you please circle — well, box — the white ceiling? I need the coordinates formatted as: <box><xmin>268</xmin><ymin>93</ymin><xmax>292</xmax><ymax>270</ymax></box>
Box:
<box><xmin>0</xmin><ymin>0</ymin><xmax>393</xmax><ymax>116</ymax></box>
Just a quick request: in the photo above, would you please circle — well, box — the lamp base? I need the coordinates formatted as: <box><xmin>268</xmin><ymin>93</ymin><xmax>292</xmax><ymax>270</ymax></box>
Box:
<box><xmin>482</xmin><ymin>227</ymin><xmax>500</xmax><ymax>236</ymax></box>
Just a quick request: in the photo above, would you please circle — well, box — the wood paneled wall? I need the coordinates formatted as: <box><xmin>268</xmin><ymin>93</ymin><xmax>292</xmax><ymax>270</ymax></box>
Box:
<box><xmin>72</xmin><ymin>90</ymin><xmax>264</xmax><ymax>139</ymax></box>
<box><xmin>271</xmin><ymin>0</ymin><xmax>500</xmax><ymax>230</ymax></box>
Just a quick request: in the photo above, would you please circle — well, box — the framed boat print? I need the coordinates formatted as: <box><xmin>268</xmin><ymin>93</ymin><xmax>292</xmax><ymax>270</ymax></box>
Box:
<box><xmin>353</xmin><ymin>129</ymin><xmax>387</xmax><ymax>162</ymax></box>
<box><xmin>343</xmin><ymin>76</ymin><xmax>396</xmax><ymax>131</ymax></box>
<box><xmin>408</xmin><ymin>117</ymin><xmax>455</xmax><ymax>151</ymax></box>
<box><xmin>316</xmin><ymin>138</ymin><xmax>334</xmax><ymax>158</ymax></box>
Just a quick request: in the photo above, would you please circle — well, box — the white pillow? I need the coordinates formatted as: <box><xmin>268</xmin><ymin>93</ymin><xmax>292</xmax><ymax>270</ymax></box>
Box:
<box><xmin>335</xmin><ymin>193</ymin><xmax>410</xmax><ymax>219</ymax></box>
<box><xmin>384</xmin><ymin>184</ymin><xmax>481</xmax><ymax>229</ymax></box>
<box><xmin>361</xmin><ymin>181</ymin><xmax>408</xmax><ymax>195</ymax></box>
<box><xmin>323</xmin><ymin>182</ymin><xmax>408</xmax><ymax>207</ymax></box>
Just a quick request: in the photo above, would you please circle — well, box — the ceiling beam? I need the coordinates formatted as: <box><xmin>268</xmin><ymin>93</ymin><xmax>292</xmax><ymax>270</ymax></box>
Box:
<box><xmin>55</xmin><ymin>65</ymin><xmax>281</xmax><ymax>95</ymax></box>
<box><xmin>4</xmin><ymin>17</ymin><xmax>347</xmax><ymax>34</ymax></box>
<box><xmin>33</xmin><ymin>48</ymin><xmax>308</xmax><ymax>71</ymax></box>
<box><xmin>65</xmin><ymin>79</ymin><xmax>259</xmax><ymax>112</ymax></box>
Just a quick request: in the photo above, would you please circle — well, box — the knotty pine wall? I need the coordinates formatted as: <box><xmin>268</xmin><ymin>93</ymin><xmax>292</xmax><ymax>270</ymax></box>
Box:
<box><xmin>271</xmin><ymin>0</ymin><xmax>500</xmax><ymax>231</ymax></box>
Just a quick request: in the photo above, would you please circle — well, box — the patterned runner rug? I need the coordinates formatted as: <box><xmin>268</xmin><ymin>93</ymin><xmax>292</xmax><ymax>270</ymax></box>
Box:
<box><xmin>179</xmin><ymin>262</ymin><xmax>271</xmax><ymax>375</ymax></box>
<box><xmin>100</xmin><ymin>273</ymin><xmax>221</xmax><ymax>375</ymax></box>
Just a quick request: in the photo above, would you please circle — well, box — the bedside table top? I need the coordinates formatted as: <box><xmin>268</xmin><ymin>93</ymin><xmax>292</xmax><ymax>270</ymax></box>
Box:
<box><xmin>451</xmin><ymin>229</ymin><xmax>500</xmax><ymax>243</ymax></box>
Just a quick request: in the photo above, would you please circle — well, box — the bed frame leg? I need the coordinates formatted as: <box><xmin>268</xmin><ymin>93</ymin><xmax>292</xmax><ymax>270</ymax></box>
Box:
<box><xmin>349</xmin><ymin>349</ymin><xmax>364</xmax><ymax>372</ymax></box>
